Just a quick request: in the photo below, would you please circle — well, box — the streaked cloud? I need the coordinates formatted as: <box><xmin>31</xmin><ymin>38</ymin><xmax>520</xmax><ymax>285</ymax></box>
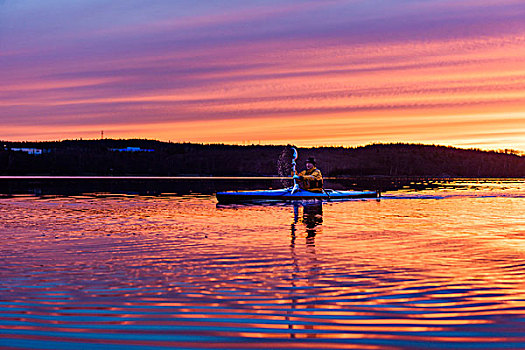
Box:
<box><xmin>0</xmin><ymin>0</ymin><xmax>524</xmax><ymax>150</ymax></box>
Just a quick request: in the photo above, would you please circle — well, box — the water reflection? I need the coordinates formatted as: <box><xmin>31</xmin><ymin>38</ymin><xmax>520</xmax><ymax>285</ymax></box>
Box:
<box><xmin>288</xmin><ymin>202</ymin><xmax>323</xmax><ymax>339</ymax></box>
<box><xmin>291</xmin><ymin>202</ymin><xmax>323</xmax><ymax>246</ymax></box>
<box><xmin>0</xmin><ymin>181</ymin><xmax>525</xmax><ymax>349</ymax></box>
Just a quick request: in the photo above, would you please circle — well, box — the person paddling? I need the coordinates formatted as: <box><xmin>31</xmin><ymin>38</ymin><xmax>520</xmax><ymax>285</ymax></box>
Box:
<box><xmin>293</xmin><ymin>157</ymin><xmax>323</xmax><ymax>192</ymax></box>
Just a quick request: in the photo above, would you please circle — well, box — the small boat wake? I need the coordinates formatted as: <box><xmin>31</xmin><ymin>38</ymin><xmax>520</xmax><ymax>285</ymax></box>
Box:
<box><xmin>382</xmin><ymin>191</ymin><xmax>525</xmax><ymax>200</ymax></box>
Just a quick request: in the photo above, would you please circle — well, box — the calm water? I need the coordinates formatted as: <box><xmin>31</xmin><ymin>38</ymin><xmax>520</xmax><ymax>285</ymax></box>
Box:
<box><xmin>1</xmin><ymin>180</ymin><xmax>524</xmax><ymax>349</ymax></box>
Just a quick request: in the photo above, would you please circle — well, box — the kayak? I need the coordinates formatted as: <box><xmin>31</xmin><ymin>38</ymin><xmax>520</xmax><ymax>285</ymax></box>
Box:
<box><xmin>216</xmin><ymin>188</ymin><xmax>379</xmax><ymax>204</ymax></box>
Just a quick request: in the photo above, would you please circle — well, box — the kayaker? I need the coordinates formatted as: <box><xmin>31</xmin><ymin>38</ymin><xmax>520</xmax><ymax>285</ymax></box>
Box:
<box><xmin>293</xmin><ymin>157</ymin><xmax>323</xmax><ymax>192</ymax></box>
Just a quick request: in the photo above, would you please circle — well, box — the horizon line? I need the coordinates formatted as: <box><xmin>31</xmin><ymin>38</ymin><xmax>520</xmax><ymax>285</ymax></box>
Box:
<box><xmin>1</xmin><ymin>138</ymin><xmax>524</xmax><ymax>155</ymax></box>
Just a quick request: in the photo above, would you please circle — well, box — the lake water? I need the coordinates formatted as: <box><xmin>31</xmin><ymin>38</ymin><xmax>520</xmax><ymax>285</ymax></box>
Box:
<box><xmin>1</xmin><ymin>179</ymin><xmax>524</xmax><ymax>349</ymax></box>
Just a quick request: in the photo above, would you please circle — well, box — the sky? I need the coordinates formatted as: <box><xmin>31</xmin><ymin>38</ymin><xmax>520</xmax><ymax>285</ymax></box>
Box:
<box><xmin>1</xmin><ymin>0</ymin><xmax>524</xmax><ymax>151</ymax></box>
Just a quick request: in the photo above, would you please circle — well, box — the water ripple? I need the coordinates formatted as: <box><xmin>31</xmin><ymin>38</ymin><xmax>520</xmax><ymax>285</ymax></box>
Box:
<box><xmin>1</xmin><ymin>180</ymin><xmax>525</xmax><ymax>349</ymax></box>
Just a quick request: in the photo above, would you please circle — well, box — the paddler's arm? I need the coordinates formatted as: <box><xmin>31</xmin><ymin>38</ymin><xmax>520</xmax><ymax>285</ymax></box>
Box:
<box><xmin>296</xmin><ymin>170</ymin><xmax>308</xmax><ymax>180</ymax></box>
<box><xmin>301</xmin><ymin>169</ymin><xmax>322</xmax><ymax>181</ymax></box>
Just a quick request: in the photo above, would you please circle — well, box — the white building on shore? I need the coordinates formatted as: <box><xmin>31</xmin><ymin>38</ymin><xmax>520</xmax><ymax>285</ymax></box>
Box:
<box><xmin>109</xmin><ymin>147</ymin><xmax>155</xmax><ymax>152</ymax></box>
<box><xmin>7</xmin><ymin>147</ymin><xmax>45</xmax><ymax>155</ymax></box>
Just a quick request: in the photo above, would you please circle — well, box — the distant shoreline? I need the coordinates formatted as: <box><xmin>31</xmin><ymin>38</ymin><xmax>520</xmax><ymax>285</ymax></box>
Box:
<box><xmin>1</xmin><ymin>139</ymin><xmax>523</xmax><ymax>178</ymax></box>
<box><xmin>0</xmin><ymin>176</ymin><xmax>521</xmax><ymax>198</ymax></box>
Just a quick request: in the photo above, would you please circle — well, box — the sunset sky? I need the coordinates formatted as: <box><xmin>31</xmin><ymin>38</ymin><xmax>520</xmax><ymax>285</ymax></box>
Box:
<box><xmin>1</xmin><ymin>0</ymin><xmax>524</xmax><ymax>150</ymax></box>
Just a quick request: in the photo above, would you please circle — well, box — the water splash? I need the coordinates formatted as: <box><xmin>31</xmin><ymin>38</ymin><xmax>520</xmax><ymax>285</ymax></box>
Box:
<box><xmin>277</xmin><ymin>146</ymin><xmax>294</xmax><ymax>187</ymax></box>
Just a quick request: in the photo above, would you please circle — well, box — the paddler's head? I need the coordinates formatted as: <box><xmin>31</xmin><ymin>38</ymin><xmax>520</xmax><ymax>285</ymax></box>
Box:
<box><xmin>305</xmin><ymin>157</ymin><xmax>316</xmax><ymax>170</ymax></box>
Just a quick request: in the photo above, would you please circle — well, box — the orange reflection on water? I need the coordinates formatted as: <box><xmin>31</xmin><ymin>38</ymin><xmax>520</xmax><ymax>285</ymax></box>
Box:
<box><xmin>0</xmin><ymin>182</ymin><xmax>524</xmax><ymax>348</ymax></box>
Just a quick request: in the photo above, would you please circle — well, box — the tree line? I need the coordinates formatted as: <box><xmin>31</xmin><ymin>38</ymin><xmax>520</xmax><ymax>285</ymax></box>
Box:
<box><xmin>0</xmin><ymin>139</ymin><xmax>523</xmax><ymax>177</ymax></box>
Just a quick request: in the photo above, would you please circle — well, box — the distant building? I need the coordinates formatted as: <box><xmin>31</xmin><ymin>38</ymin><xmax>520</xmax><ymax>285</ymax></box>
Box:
<box><xmin>8</xmin><ymin>147</ymin><xmax>45</xmax><ymax>155</ymax></box>
<box><xmin>109</xmin><ymin>147</ymin><xmax>155</xmax><ymax>152</ymax></box>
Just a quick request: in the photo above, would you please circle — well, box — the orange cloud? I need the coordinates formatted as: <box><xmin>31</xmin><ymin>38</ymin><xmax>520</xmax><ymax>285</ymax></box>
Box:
<box><xmin>1</xmin><ymin>1</ymin><xmax>524</xmax><ymax>151</ymax></box>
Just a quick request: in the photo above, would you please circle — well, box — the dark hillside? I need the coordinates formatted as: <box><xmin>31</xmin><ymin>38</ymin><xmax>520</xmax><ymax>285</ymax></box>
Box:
<box><xmin>304</xmin><ymin>144</ymin><xmax>524</xmax><ymax>178</ymax></box>
<box><xmin>0</xmin><ymin>140</ymin><xmax>523</xmax><ymax>177</ymax></box>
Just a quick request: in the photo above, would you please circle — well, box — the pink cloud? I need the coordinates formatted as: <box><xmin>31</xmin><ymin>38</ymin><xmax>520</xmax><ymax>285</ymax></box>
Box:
<box><xmin>1</xmin><ymin>0</ymin><xmax>524</xmax><ymax>150</ymax></box>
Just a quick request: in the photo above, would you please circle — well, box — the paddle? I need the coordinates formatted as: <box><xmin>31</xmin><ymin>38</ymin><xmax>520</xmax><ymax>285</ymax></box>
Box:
<box><xmin>291</xmin><ymin>146</ymin><xmax>300</xmax><ymax>194</ymax></box>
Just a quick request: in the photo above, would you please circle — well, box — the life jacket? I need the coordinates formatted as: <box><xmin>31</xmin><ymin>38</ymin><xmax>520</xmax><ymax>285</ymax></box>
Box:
<box><xmin>298</xmin><ymin>168</ymin><xmax>323</xmax><ymax>191</ymax></box>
